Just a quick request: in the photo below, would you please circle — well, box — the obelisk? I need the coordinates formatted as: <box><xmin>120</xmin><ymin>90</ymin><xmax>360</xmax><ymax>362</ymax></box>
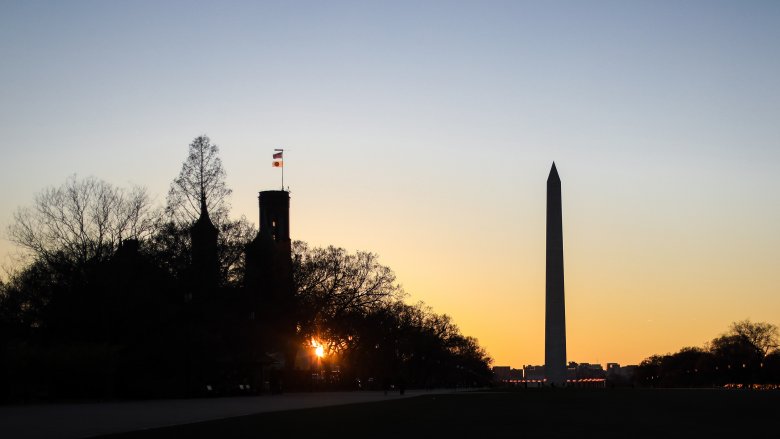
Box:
<box><xmin>545</xmin><ymin>162</ymin><xmax>567</xmax><ymax>386</ymax></box>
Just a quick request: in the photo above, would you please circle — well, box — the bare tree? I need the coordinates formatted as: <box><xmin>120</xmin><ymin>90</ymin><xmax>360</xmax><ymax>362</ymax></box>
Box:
<box><xmin>728</xmin><ymin>319</ymin><xmax>779</xmax><ymax>357</ymax></box>
<box><xmin>218</xmin><ymin>215</ymin><xmax>257</xmax><ymax>285</ymax></box>
<box><xmin>166</xmin><ymin>135</ymin><xmax>231</xmax><ymax>225</ymax></box>
<box><xmin>7</xmin><ymin>175</ymin><xmax>157</xmax><ymax>265</ymax></box>
<box><xmin>293</xmin><ymin>242</ymin><xmax>405</xmax><ymax>320</ymax></box>
<box><xmin>292</xmin><ymin>241</ymin><xmax>406</xmax><ymax>354</ymax></box>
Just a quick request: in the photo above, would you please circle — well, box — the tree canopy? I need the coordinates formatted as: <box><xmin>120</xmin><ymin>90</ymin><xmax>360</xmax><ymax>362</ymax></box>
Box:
<box><xmin>634</xmin><ymin>319</ymin><xmax>780</xmax><ymax>388</ymax></box>
<box><xmin>166</xmin><ymin>135</ymin><xmax>231</xmax><ymax>225</ymax></box>
<box><xmin>291</xmin><ymin>241</ymin><xmax>492</xmax><ymax>389</ymax></box>
<box><xmin>727</xmin><ymin>319</ymin><xmax>779</xmax><ymax>357</ymax></box>
<box><xmin>7</xmin><ymin>175</ymin><xmax>157</xmax><ymax>266</ymax></box>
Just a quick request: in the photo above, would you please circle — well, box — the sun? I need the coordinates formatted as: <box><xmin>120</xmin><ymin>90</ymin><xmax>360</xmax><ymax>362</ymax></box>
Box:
<box><xmin>311</xmin><ymin>337</ymin><xmax>326</xmax><ymax>358</ymax></box>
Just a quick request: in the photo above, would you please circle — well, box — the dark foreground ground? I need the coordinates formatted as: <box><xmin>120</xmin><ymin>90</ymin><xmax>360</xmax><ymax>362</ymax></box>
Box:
<box><xmin>97</xmin><ymin>388</ymin><xmax>779</xmax><ymax>438</ymax></box>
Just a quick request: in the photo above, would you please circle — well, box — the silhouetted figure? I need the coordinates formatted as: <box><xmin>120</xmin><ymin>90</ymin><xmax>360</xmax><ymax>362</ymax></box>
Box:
<box><xmin>269</xmin><ymin>369</ymin><xmax>283</xmax><ymax>394</ymax></box>
<box><xmin>383</xmin><ymin>377</ymin><xmax>390</xmax><ymax>395</ymax></box>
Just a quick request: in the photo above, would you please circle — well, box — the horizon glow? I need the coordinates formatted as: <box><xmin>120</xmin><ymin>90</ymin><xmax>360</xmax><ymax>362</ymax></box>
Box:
<box><xmin>1</xmin><ymin>1</ymin><xmax>779</xmax><ymax>368</ymax></box>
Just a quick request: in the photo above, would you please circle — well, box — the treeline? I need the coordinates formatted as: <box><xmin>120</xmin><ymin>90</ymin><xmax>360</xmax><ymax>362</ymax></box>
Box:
<box><xmin>0</xmin><ymin>136</ymin><xmax>492</xmax><ymax>401</ymax></box>
<box><xmin>633</xmin><ymin>320</ymin><xmax>780</xmax><ymax>388</ymax></box>
<box><xmin>292</xmin><ymin>242</ymin><xmax>492</xmax><ymax>391</ymax></box>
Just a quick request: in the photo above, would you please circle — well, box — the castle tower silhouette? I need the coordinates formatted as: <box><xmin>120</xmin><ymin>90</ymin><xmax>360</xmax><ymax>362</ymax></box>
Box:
<box><xmin>545</xmin><ymin>162</ymin><xmax>567</xmax><ymax>386</ymax></box>
<box><xmin>245</xmin><ymin>190</ymin><xmax>296</xmax><ymax>370</ymax></box>
<box><xmin>190</xmin><ymin>195</ymin><xmax>219</xmax><ymax>296</ymax></box>
<box><xmin>186</xmin><ymin>195</ymin><xmax>220</xmax><ymax>394</ymax></box>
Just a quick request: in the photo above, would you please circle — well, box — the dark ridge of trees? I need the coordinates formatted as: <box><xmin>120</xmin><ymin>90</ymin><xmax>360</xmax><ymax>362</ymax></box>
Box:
<box><xmin>0</xmin><ymin>136</ymin><xmax>493</xmax><ymax>401</ymax></box>
<box><xmin>291</xmin><ymin>241</ymin><xmax>492</xmax><ymax>390</ymax></box>
<box><xmin>633</xmin><ymin>319</ymin><xmax>780</xmax><ymax>388</ymax></box>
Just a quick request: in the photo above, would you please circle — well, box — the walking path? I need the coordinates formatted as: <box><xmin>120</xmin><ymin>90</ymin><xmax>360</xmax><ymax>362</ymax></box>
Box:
<box><xmin>1</xmin><ymin>389</ymin><xmax>462</xmax><ymax>439</ymax></box>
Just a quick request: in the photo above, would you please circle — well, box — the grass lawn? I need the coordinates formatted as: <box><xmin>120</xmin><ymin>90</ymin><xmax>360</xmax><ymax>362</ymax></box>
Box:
<box><xmin>98</xmin><ymin>388</ymin><xmax>780</xmax><ymax>438</ymax></box>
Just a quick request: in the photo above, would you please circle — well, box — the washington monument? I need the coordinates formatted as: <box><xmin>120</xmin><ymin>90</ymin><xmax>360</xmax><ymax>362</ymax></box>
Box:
<box><xmin>545</xmin><ymin>162</ymin><xmax>567</xmax><ymax>386</ymax></box>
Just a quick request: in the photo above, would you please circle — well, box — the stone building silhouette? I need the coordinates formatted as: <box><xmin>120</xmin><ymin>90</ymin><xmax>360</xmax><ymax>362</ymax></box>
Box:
<box><xmin>185</xmin><ymin>195</ymin><xmax>221</xmax><ymax>393</ymax></box>
<box><xmin>190</xmin><ymin>195</ymin><xmax>219</xmax><ymax>297</ymax></box>
<box><xmin>180</xmin><ymin>189</ymin><xmax>298</xmax><ymax>393</ymax></box>
<box><xmin>244</xmin><ymin>190</ymin><xmax>297</xmax><ymax>381</ymax></box>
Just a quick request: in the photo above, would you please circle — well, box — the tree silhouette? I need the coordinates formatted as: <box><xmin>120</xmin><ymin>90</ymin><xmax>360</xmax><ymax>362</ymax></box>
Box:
<box><xmin>7</xmin><ymin>175</ymin><xmax>157</xmax><ymax>265</ymax></box>
<box><xmin>289</xmin><ymin>242</ymin><xmax>493</xmax><ymax>389</ymax></box>
<box><xmin>216</xmin><ymin>216</ymin><xmax>256</xmax><ymax>286</ymax></box>
<box><xmin>148</xmin><ymin>217</ymin><xmax>256</xmax><ymax>288</ymax></box>
<box><xmin>166</xmin><ymin>135</ymin><xmax>232</xmax><ymax>226</ymax></box>
<box><xmin>160</xmin><ymin>136</ymin><xmax>253</xmax><ymax>287</ymax></box>
<box><xmin>727</xmin><ymin>319</ymin><xmax>779</xmax><ymax>357</ymax></box>
<box><xmin>292</xmin><ymin>241</ymin><xmax>405</xmax><ymax>351</ymax></box>
<box><xmin>635</xmin><ymin>319</ymin><xmax>780</xmax><ymax>388</ymax></box>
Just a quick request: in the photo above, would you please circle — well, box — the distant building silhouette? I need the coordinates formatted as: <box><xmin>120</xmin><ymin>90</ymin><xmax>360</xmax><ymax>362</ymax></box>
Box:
<box><xmin>524</xmin><ymin>364</ymin><xmax>546</xmax><ymax>381</ymax></box>
<box><xmin>545</xmin><ymin>162</ymin><xmax>567</xmax><ymax>386</ymax></box>
<box><xmin>494</xmin><ymin>363</ymin><xmax>610</xmax><ymax>388</ymax></box>
<box><xmin>492</xmin><ymin>366</ymin><xmax>523</xmax><ymax>382</ymax></box>
<box><xmin>568</xmin><ymin>362</ymin><xmax>605</xmax><ymax>380</ymax></box>
<box><xmin>606</xmin><ymin>363</ymin><xmax>637</xmax><ymax>385</ymax></box>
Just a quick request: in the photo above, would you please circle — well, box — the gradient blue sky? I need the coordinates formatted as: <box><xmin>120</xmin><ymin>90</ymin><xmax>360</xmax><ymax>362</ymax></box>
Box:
<box><xmin>2</xmin><ymin>1</ymin><xmax>779</xmax><ymax>367</ymax></box>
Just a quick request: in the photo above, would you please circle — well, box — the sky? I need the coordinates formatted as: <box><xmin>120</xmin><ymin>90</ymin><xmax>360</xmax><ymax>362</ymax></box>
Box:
<box><xmin>1</xmin><ymin>0</ymin><xmax>779</xmax><ymax>368</ymax></box>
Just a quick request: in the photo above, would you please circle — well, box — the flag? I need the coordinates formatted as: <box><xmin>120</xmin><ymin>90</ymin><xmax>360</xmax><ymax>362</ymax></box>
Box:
<box><xmin>272</xmin><ymin>160</ymin><xmax>283</xmax><ymax>167</ymax></box>
<box><xmin>273</xmin><ymin>151</ymin><xmax>283</xmax><ymax>159</ymax></box>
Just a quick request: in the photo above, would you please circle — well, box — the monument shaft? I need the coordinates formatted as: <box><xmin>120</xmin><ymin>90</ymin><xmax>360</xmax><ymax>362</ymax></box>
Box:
<box><xmin>545</xmin><ymin>163</ymin><xmax>567</xmax><ymax>386</ymax></box>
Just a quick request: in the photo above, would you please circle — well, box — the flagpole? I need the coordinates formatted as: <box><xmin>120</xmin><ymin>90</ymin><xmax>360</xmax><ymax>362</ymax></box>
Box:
<box><xmin>275</xmin><ymin>148</ymin><xmax>284</xmax><ymax>191</ymax></box>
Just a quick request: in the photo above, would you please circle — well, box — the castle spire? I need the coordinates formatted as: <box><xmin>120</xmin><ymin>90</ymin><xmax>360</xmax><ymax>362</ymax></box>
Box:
<box><xmin>190</xmin><ymin>192</ymin><xmax>218</xmax><ymax>295</ymax></box>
